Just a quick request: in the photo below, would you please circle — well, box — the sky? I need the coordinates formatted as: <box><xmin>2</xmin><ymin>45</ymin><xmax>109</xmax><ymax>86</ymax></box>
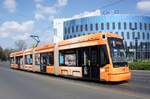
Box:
<box><xmin>0</xmin><ymin>0</ymin><xmax>150</xmax><ymax>49</ymax></box>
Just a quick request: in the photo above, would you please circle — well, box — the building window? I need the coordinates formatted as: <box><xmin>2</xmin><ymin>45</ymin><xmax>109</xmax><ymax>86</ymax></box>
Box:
<box><xmin>66</xmin><ymin>36</ymin><xmax>69</xmax><ymax>39</ymax></box>
<box><xmin>129</xmin><ymin>22</ymin><xmax>132</xmax><ymax>30</ymax></box>
<box><xmin>130</xmin><ymin>42</ymin><xmax>132</xmax><ymax>48</ymax></box>
<box><xmin>101</xmin><ymin>23</ymin><xmax>104</xmax><ymax>30</ymax></box>
<box><xmin>127</xmin><ymin>32</ymin><xmax>130</xmax><ymax>39</ymax></box>
<box><xmin>147</xmin><ymin>33</ymin><xmax>149</xmax><ymax>40</ymax></box>
<box><xmin>65</xmin><ymin>27</ymin><xmax>67</xmax><ymax>34</ymax></box>
<box><xmin>70</xmin><ymin>35</ymin><xmax>72</xmax><ymax>38</ymax></box>
<box><xmin>144</xmin><ymin>23</ymin><xmax>147</xmax><ymax>30</ymax></box>
<box><xmin>149</xmin><ymin>24</ymin><xmax>150</xmax><ymax>30</ymax></box>
<box><xmin>80</xmin><ymin>25</ymin><xmax>83</xmax><ymax>32</ymax></box>
<box><xmin>95</xmin><ymin>23</ymin><xmax>98</xmax><ymax>30</ymax></box>
<box><xmin>140</xmin><ymin>42</ymin><xmax>142</xmax><ymax>48</ymax></box>
<box><xmin>121</xmin><ymin>32</ymin><xmax>124</xmax><ymax>38</ymax></box>
<box><xmin>85</xmin><ymin>24</ymin><xmax>88</xmax><ymax>31</ymax></box>
<box><xmin>106</xmin><ymin>22</ymin><xmax>109</xmax><ymax>30</ymax></box>
<box><xmin>132</xmin><ymin>32</ymin><xmax>135</xmax><ymax>39</ymax></box>
<box><xmin>138</xmin><ymin>32</ymin><xmax>140</xmax><ymax>39</ymax></box>
<box><xmin>124</xmin><ymin>22</ymin><xmax>126</xmax><ymax>30</ymax></box>
<box><xmin>68</xmin><ymin>27</ymin><xmax>70</xmax><ymax>34</ymax></box>
<box><xmin>72</xmin><ymin>26</ymin><xmax>74</xmax><ymax>33</ymax></box>
<box><xmin>118</xmin><ymin>22</ymin><xmax>121</xmax><ymax>30</ymax></box>
<box><xmin>135</xmin><ymin>23</ymin><xmax>137</xmax><ymax>30</ymax></box>
<box><xmin>90</xmin><ymin>24</ymin><xmax>93</xmax><ymax>31</ymax></box>
<box><xmin>112</xmin><ymin>22</ymin><xmax>115</xmax><ymax>30</ymax></box>
<box><xmin>143</xmin><ymin>32</ymin><xmax>145</xmax><ymax>40</ymax></box>
<box><xmin>76</xmin><ymin>25</ymin><xmax>78</xmax><ymax>32</ymax></box>
<box><xmin>140</xmin><ymin>23</ymin><xmax>142</xmax><ymax>30</ymax></box>
<box><xmin>74</xmin><ymin>35</ymin><xmax>76</xmax><ymax>37</ymax></box>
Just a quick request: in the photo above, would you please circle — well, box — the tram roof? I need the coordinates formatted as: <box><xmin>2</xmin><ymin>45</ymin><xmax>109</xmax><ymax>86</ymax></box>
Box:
<box><xmin>59</xmin><ymin>32</ymin><xmax>122</xmax><ymax>46</ymax></box>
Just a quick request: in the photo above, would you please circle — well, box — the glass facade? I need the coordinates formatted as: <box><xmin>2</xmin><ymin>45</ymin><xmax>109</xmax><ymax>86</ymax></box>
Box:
<box><xmin>64</xmin><ymin>15</ymin><xmax>150</xmax><ymax>61</ymax></box>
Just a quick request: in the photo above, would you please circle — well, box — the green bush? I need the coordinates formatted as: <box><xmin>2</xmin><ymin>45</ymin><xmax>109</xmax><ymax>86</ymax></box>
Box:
<box><xmin>129</xmin><ymin>61</ymin><xmax>150</xmax><ymax>70</ymax></box>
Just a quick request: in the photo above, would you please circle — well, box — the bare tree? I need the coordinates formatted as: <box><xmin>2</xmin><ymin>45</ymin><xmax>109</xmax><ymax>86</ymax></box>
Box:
<box><xmin>0</xmin><ymin>46</ymin><xmax>13</xmax><ymax>61</ymax></box>
<box><xmin>15</xmin><ymin>40</ymin><xmax>27</xmax><ymax>51</ymax></box>
<box><xmin>0</xmin><ymin>46</ymin><xmax>3</xmax><ymax>61</ymax></box>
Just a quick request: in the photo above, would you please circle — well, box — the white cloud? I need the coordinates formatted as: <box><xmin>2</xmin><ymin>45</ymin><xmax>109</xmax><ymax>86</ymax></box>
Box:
<box><xmin>56</xmin><ymin>0</ymin><xmax>68</xmax><ymax>7</ymax></box>
<box><xmin>3</xmin><ymin>0</ymin><xmax>16</xmax><ymax>12</ymax></box>
<box><xmin>35</xmin><ymin>13</ymin><xmax>45</xmax><ymax>21</ymax></box>
<box><xmin>34</xmin><ymin>0</ymin><xmax>68</xmax><ymax>21</ymax></box>
<box><xmin>137</xmin><ymin>0</ymin><xmax>150</xmax><ymax>11</ymax></box>
<box><xmin>72</xmin><ymin>9</ymin><xmax>101</xmax><ymax>19</ymax></box>
<box><xmin>0</xmin><ymin>20</ymin><xmax>35</xmax><ymax>40</ymax></box>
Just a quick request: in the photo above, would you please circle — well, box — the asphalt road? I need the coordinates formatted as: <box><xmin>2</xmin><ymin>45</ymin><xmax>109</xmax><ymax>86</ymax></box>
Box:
<box><xmin>0</xmin><ymin>62</ymin><xmax>150</xmax><ymax>99</ymax></box>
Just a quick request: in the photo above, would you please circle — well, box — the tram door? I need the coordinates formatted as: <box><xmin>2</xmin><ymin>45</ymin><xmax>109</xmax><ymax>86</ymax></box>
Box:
<box><xmin>90</xmin><ymin>46</ymin><xmax>99</xmax><ymax>80</ymax></box>
<box><xmin>40</xmin><ymin>53</ymin><xmax>47</xmax><ymax>72</ymax></box>
<box><xmin>82</xmin><ymin>48</ymin><xmax>90</xmax><ymax>79</ymax></box>
<box><xmin>82</xmin><ymin>46</ymin><xmax>99</xmax><ymax>80</ymax></box>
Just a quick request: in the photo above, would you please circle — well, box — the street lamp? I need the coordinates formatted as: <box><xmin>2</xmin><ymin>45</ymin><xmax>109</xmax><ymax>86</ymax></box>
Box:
<box><xmin>30</xmin><ymin>35</ymin><xmax>40</xmax><ymax>47</ymax></box>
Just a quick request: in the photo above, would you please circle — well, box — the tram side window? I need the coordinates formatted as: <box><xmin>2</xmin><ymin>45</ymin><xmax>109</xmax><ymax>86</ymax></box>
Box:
<box><xmin>10</xmin><ymin>57</ymin><xmax>14</xmax><ymax>64</ymax></box>
<box><xmin>99</xmin><ymin>45</ymin><xmax>109</xmax><ymax>67</ymax></box>
<box><xmin>49</xmin><ymin>52</ymin><xmax>54</xmax><ymax>65</ymax></box>
<box><xmin>59</xmin><ymin>52</ymin><xmax>65</xmax><ymax>65</ymax></box>
<box><xmin>91</xmin><ymin>47</ymin><xmax>98</xmax><ymax>66</ymax></box>
<box><xmin>59</xmin><ymin>46</ymin><xmax>109</xmax><ymax>67</ymax></box>
<box><xmin>35</xmin><ymin>53</ymin><xmax>40</xmax><ymax>65</ymax></box>
<box><xmin>25</xmin><ymin>55</ymin><xmax>33</xmax><ymax>65</ymax></box>
<box><xmin>40</xmin><ymin>53</ymin><xmax>48</xmax><ymax>65</ymax></box>
<box><xmin>16</xmin><ymin>57</ymin><xmax>20</xmax><ymax>64</ymax></box>
<box><xmin>16</xmin><ymin>57</ymin><xmax>23</xmax><ymax>65</ymax></box>
<box><xmin>20</xmin><ymin>57</ymin><xmax>23</xmax><ymax>65</ymax></box>
<box><xmin>59</xmin><ymin>50</ymin><xmax>77</xmax><ymax>66</ymax></box>
<box><xmin>40</xmin><ymin>52</ymin><xmax>54</xmax><ymax>65</ymax></box>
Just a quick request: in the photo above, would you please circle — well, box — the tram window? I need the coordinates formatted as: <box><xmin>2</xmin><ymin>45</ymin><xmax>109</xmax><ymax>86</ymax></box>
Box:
<box><xmin>60</xmin><ymin>52</ymin><xmax>65</xmax><ymax>65</ymax></box>
<box><xmin>20</xmin><ymin>58</ymin><xmax>23</xmax><ymax>65</ymax></box>
<box><xmin>99</xmin><ymin>45</ymin><xmax>109</xmax><ymax>67</ymax></box>
<box><xmin>35</xmin><ymin>53</ymin><xmax>40</xmax><ymax>65</ymax></box>
<box><xmin>59</xmin><ymin>46</ymin><xmax>109</xmax><ymax>67</ymax></box>
<box><xmin>10</xmin><ymin>57</ymin><xmax>14</xmax><ymax>64</ymax></box>
<box><xmin>16</xmin><ymin>57</ymin><xmax>20</xmax><ymax>64</ymax></box>
<box><xmin>91</xmin><ymin>47</ymin><xmax>98</xmax><ymax>66</ymax></box>
<box><xmin>65</xmin><ymin>53</ymin><xmax>76</xmax><ymax>66</ymax></box>
<box><xmin>17</xmin><ymin>56</ymin><xmax>23</xmax><ymax>65</ymax></box>
<box><xmin>40</xmin><ymin>52</ymin><xmax>54</xmax><ymax>65</ymax></box>
<box><xmin>59</xmin><ymin>50</ymin><xmax>77</xmax><ymax>66</ymax></box>
<box><xmin>49</xmin><ymin>53</ymin><xmax>54</xmax><ymax>65</ymax></box>
<box><xmin>25</xmin><ymin>55</ymin><xmax>32</xmax><ymax>65</ymax></box>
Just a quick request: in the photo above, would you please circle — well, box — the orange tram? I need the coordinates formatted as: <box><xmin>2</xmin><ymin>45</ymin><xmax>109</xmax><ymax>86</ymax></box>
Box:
<box><xmin>10</xmin><ymin>32</ymin><xmax>131</xmax><ymax>82</ymax></box>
